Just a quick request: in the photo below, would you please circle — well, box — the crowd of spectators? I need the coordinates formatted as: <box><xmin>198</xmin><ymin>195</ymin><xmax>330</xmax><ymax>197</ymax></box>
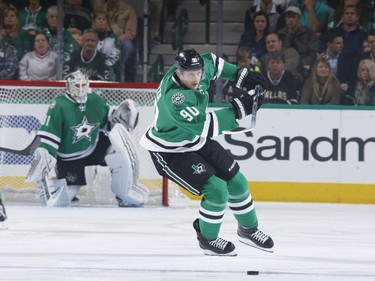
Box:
<box><xmin>0</xmin><ymin>0</ymin><xmax>375</xmax><ymax>107</ymax></box>
<box><xmin>0</xmin><ymin>0</ymin><xmax>138</xmax><ymax>82</ymax></box>
<box><xmin>235</xmin><ymin>0</ymin><xmax>375</xmax><ymax>106</ymax></box>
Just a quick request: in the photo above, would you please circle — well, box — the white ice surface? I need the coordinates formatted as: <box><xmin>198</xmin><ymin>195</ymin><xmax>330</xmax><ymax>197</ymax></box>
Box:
<box><xmin>1</xmin><ymin>202</ymin><xmax>374</xmax><ymax>281</ymax></box>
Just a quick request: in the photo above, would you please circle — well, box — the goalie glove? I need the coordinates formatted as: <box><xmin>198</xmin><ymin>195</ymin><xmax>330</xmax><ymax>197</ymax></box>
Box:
<box><xmin>235</xmin><ymin>67</ymin><xmax>268</xmax><ymax>93</ymax></box>
<box><xmin>26</xmin><ymin>147</ymin><xmax>56</xmax><ymax>183</ymax></box>
<box><xmin>231</xmin><ymin>89</ymin><xmax>264</xmax><ymax>120</ymax></box>
<box><xmin>109</xmin><ymin>99</ymin><xmax>139</xmax><ymax>132</ymax></box>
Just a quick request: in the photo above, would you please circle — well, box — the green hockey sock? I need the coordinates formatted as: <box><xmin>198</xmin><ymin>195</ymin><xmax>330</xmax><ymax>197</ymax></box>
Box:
<box><xmin>227</xmin><ymin>172</ymin><xmax>258</xmax><ymax>228</ymax></box>
<box><xmin>199</xmin><ymin>176</ymin><xmax>228</xmax><ymax>240</ymax></box>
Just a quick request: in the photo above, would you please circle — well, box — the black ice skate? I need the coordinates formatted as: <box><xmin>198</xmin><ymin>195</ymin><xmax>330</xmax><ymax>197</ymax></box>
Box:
<box><xmin>193</xmin><ymin>219</ymin><xmax>237</xmax><ymax>256</ymax></box>
<box><xmin>238</xmin><ymin>225</ymin><xmax>274</xmax><ymax>252</ymax></box>
<box><xmin>0</xmin><ymin>200</ymin><xmax>8</xmax><ymax>230</ymax></box>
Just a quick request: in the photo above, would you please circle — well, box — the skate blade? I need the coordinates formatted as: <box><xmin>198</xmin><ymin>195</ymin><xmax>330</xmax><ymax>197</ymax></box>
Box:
<box><xmin>202</xmin><ymin>249</ymin><xmax>237</xmax><ymax>257</ymax></box>
<box><xmin>238</xmin><ymin>237</ymin><xmax>274</xmax><ymax>253</ymax></box>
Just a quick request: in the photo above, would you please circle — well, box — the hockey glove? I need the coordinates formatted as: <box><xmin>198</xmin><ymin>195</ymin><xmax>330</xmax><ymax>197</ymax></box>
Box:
<box><xmin>109</xmin><ymin>99</ymin><xmax>139</xmax><ymax>132</ymax></box>
<box><xmin>26</xmin><ymin>147</ymin><xmax>56</xmax><ymax>182</ymax></box>
<box><xmin>231</xmin><ymin>89</ymin><xmax>263</xmax><ymax>120</ymax></box>
<box><xmin>235</xmin><ymin>67</ymin><xmax>268</xmax><ymax>93</ymax></box>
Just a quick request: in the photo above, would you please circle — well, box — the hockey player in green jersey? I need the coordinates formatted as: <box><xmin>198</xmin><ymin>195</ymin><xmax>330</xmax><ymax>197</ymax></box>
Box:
<box><xmin>140</xmin><ymin>49</ymin><xmax>273</xmax><ymax>256</ymax></box>
<box><xmin>27</xmin><ymin>70</ymin><xmax>149</xmax><ymax>207</ymax></box>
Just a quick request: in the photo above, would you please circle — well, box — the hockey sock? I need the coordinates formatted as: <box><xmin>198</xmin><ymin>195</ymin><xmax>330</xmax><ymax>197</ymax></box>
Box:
<box><xmin>199</xmin><ymin>175</ymin><xmax>228</xmax><ymax>240</ymax></box>
<box><xmin>227</xmin><ymin>172</ymin><xmax>258</xmax><ymax>228</ymax></box>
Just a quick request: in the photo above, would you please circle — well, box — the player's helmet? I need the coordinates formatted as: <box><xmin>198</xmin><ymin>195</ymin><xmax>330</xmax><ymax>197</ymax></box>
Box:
<box><xmin>175</xmin><ymin>49</ymin><xmax>204</xmax><ymax>71</ymax></box>
<box><xmin>66</xmin><ymin>70</ymin><xmax>90</xmax><ymax>104</ymax></box>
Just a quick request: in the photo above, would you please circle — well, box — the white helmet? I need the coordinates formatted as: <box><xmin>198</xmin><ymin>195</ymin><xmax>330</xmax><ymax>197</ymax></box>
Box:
<box><xmin>66</xmin><ymin>70</ymin><xmax>90</xmax><ymax>104</ymax></box>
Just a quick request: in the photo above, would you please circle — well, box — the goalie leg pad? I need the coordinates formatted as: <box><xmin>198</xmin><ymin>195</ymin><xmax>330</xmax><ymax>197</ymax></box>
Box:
<box><xmin>105</xmin><ymin>153</ymin><xmax>149</xmax><ymax>207</ymax></box>
<box><xmin>106</xmin><ymin>124</ymin><xmax>149</xmax><ymax>206</ymax></box>
<box><xmin>37</xmin><ymin>178</ymin><xmax>70</xmax><ymax>207</ymax></box>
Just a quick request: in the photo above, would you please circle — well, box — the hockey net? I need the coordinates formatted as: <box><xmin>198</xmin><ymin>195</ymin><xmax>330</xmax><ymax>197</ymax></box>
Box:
<box><xmin>0</xmin><ymin>80</ymin><xmax>190</xmax><ymax>207</ymax></box>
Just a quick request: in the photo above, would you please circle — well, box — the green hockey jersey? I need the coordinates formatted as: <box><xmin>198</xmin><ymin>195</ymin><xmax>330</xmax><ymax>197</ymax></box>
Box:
<box><xmin>140</xmin><ymin>53</ymin><xmax>239</xmax><ymax>153</ymax></box>
<box><xmin>38</xmin><ymin>93</ymin><xmax>109</xmax><ymax>160</ymax></box>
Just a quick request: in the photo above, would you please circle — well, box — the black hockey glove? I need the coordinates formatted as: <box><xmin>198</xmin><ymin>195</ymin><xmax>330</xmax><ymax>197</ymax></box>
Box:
<box><xmin>231</xmin><ymin>90</ymin><xmax>263</xmax><ymax>120</ymax></box>
<box><xmin>235</xmin><ymin>67</ymin><xmax>268</xmax><ymax>93</ymax></box>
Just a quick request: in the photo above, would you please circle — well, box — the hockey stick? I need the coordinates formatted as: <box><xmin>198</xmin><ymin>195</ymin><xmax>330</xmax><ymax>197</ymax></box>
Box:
<box><xmin>223</xmin><ymin>85</ymin><xmax>262</xmax><ymax>135</ymax></box>
<box><xmin>0</xmin><ymin>136</ymin><xmax>40</xmax><ymax>156</ymax></box>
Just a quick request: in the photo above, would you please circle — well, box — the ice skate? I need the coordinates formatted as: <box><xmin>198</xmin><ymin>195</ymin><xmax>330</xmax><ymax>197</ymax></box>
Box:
<box><xmin>193</xmin><ymin>219</ymin><xmax>236</xmax><ymax>256</ymax></box>
<box><xmin>70</xmin><ymin>196</ymin><xmax>80</xmax><ymax>207</ymax></box>
<box><xmin>238</xmin><ymin>225</ymin><xmax>274</xmax><ymax>252</ymax></box>
<box><xmin>0</xmin><ymin>201</ymin><xmax>8</xmax><ymax>230</ymax></box>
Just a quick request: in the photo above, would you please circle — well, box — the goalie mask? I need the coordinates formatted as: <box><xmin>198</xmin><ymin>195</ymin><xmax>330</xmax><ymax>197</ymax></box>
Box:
<box><xmin>66</xmin><ymin>70</ymin><xmax>90</xmax><ymax>104</ymax></box>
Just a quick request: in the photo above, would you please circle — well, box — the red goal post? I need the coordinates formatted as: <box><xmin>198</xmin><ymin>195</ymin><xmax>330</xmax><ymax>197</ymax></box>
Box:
<box><xmin>0</xmin><ymin>80</ymin><xmax>185</xmax><ymax>207</ymax></box>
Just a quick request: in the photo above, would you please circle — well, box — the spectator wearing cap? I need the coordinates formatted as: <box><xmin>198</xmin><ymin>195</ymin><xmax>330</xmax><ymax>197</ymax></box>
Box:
<box><xmin>277</xmin><ymin>6</ymin><xmax>319</xmax><ymax>74</ymax></box>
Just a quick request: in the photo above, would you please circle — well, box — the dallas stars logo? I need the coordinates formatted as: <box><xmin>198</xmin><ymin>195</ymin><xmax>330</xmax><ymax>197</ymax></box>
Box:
<box><xmin>192</xmin><ymin>163</ymin><xmax>206</xmax><ymax>175</ymax></box>
<box><xmin>71</xmin><ymin>116</ymin><xmax>99</xmax><ymax>143</ymax></box>
<box><xmin>172</xmin><ymin>92</ymin><xmax>185</xmax><ymax>105</ymax></box>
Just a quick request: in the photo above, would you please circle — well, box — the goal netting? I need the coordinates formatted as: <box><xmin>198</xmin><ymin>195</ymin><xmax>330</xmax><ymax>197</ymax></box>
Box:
<box><xmin>0</xmin><ymin>80</ymin><xmax>190</xmax><ymax>207</ymax></box>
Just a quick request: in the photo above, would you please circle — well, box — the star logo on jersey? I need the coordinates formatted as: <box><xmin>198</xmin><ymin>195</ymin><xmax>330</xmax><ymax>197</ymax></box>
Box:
<box><xmin>192</xmin><ymin>163</ymin><xmax>206</xmax><ymax>175</ymax></box>
<box><xmin>172</xmin><ymin>92</ymin><xmax>185</xmax><ymax>105</ymax></box>
<box><xmin>71</xmin><ymin>116</ymin><xmax>99</xmax><ymax>144</ymax></box>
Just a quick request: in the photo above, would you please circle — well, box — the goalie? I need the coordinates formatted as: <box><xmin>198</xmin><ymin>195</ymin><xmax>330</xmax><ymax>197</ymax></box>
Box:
<box><xmin>26</xmin><ymin>70</ymin><xmax>149</xmax><ymax>207</ymax></box>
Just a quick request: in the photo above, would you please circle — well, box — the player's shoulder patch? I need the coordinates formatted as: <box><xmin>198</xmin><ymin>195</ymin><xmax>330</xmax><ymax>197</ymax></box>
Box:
<box><xmin>171</xmin><ymin>92</ymin><xmax>185</xmax><ymax>105</ymax></box>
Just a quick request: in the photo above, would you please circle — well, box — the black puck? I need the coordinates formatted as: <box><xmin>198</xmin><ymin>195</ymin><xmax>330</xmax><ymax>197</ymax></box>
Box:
<box><xmin>247</xmin><ymin>271</ymin><xmax>259</xmax><ymax>275</ymax></box>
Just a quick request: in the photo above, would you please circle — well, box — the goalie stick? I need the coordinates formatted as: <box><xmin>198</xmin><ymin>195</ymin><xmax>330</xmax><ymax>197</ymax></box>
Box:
<box><xmin>0</xmin><ymin>136</ymin><xmax>40</xmax><ymax>156</ymax></box>
<box><xmin>223</xmin><ymin>85</ymin><xmax>262</xmax><ymax>135</ymax></box>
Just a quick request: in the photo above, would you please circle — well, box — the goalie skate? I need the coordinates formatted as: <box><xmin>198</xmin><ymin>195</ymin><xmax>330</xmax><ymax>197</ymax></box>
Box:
<box><xmin>193</xmin><ymin>219</ymin><xmax>237</xmax><ymax>256</ymax></box>
<box><xmin>238</xmin><ymin>225</ymin><xmax>274</xmax><ymax>253</ymax></box>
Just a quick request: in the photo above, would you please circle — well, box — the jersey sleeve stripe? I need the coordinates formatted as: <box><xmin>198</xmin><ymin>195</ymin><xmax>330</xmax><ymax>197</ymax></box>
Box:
<box><xmin>37</xmin><ymin>131</ymin><xmax>60</xmax><ymax>143</ymax></box>
<box><xmin>208</xmin><ymin>112</ymin><xmax>219</xmax><ymax>138</ymax></box>
<box><xmin>143</xmin><ymin>128</ymin><xmax>201</xmax><ymax>149</ymax></box>
<box><xmin>210</xmin><ymin>53</ymin><xmax>225</xmax><ymax>80</ymax></box>
<box><xmin>40</xmin><ymin>138</ymin><xmax>59</xmax><ymax>150</ymax></box>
